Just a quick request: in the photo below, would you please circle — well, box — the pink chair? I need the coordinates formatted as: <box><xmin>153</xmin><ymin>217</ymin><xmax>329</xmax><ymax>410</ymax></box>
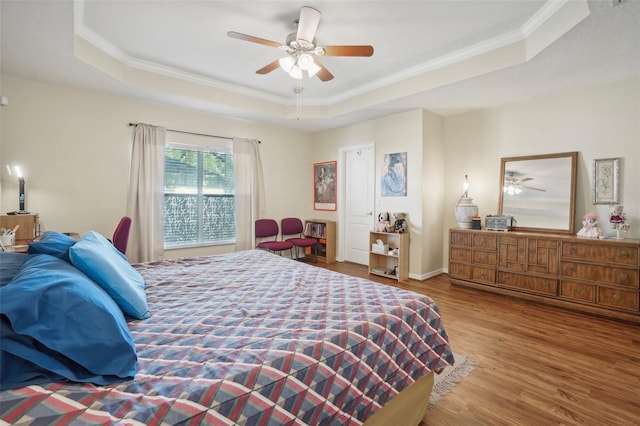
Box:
<box><xmin>281</xmin><ymin>218</ymin><xmax>318</xmax><ymax>262</ymax></box>
<box><xmin>112</xmin><ymin>216</ymin><xmax>132</xmax><ymax>255</ymax></box>
<box><xmin>255</xmin><ymin>219</ymin><xmax>293</xmax><ymax>257</ymax></box>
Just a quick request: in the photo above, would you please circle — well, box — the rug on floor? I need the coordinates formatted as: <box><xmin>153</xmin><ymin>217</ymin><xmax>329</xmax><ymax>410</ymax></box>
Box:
<box><xmin>429</xmin><ymin>353</ymin><xmax>478</xmax><ymax>407</ymax></box>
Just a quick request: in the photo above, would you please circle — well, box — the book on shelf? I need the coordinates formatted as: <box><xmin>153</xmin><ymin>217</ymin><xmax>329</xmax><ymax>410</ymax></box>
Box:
<box><xmin>304</xmin><ymin>221</ymin><xmax>326</xmax><ymax>238</ymax></box>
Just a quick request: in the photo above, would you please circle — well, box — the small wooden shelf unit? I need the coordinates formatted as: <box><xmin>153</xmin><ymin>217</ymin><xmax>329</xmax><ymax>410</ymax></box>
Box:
<box><xmin>369</xmin><ymin>231</ymin><xmax>409</xmax><ymax>281</ymax></box>
<box><xmin>449</xmin><ymin>228</ymin><xmax>640</xmax><ymax>324</ymax></box>
<box><xmin>304</xmin><ymin>219</ymin><xmax>336</xmax><ymax>264</ymax></box>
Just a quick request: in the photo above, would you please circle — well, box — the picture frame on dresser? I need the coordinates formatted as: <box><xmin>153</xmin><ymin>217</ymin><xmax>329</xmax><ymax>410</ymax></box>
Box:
<box><xmin>593</xmin><ymin>157</ymin><xmax>620</xmax><ymax>204</ymax></box>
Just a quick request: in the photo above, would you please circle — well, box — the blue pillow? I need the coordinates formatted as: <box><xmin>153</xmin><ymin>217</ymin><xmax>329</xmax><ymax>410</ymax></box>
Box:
<box><xmin>0</xmin><ymin>254</ymin><xmax>137</xmax><ymax>389</ymax></box>
<box><xmin>28</xmin><ymin>230</ymin><xmax>77</xmax><ymax>262</ymax></box>
<box><xmin>69</xmin><ymin>231</ymin><xmax>150</xmax><ymax>320</ymax></box>
<box><xmin>0</xmin><ymin>252</ymin><xmax>27</xmax><ymax>286</ymax></box>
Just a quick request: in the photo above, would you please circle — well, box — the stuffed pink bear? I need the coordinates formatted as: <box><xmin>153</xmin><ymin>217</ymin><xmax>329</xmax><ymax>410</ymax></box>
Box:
<box><xmin>577</xmin><ymin>213</ymin><xmax>604</xmax><ymax>238</ymax></box>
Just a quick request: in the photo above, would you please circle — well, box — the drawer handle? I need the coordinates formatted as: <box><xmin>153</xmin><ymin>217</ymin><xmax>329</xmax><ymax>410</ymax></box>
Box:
<box><xmin>619</xmin><ymin>251</ymin><xmax>629</xmax><ymax>258</ymax></box>
<box><xmin>613</xmin><ymin>294</ymin><xmax>622</xmax><ymax>301</ymax></box>
<box><xmin>569</xmin><ymin>267</ymin><xmax>576</xmax><ymax>273</ymax></box>
<box><xmin>479</xmin><ymin>255</ymin><xmax>486</xmax><ymax>261</ymax></box>
<box><xmin>618</xmin><ymin>274</ymin><xmax>628</xmax><ymax>282</ymax></box>
<box><xmin>570</xmin><ymin>247</ymin><xmax>577</xmax><ymax>253</ymax></box>
<box><xmin>573</xmin><ymin>288</ymin><xmax>582</xmax><ymax>296</ymax></box>
<box><xmin>480</xmin><ymin>271</ymin><xmax>486</xmax><ymax>278</ymax></box>
<box><xmin>503</xmin><ymin>276</ymin><xmax>510</xmax><ymax>284</ymax></box>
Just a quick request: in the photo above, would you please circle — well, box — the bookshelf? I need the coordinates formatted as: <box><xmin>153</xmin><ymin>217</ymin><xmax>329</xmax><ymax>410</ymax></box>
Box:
<box><xmin>304</xmin><ymin>219</ymin><xmax>336</xmax><ymax>264</ymax></box>
<box><xmin>369</xmin><ymin>231</ymin><xmax>409</xmax><ymax>281</ymax></box>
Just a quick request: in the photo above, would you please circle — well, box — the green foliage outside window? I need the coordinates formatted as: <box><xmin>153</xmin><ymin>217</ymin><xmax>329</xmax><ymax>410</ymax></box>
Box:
<box><xmin>164</xmin><ymin>146</ymin><xmax>235</xmax><ymax>246</ymax></box>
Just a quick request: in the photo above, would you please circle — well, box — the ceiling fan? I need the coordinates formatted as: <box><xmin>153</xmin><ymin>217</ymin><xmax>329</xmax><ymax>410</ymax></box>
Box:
<box><xmin>503</xmin><ymin>171</ymin><xmax>546</xmax><ymax>195</ymax></box>
<box><xmin>227</xmin><ymin>6</ymin><xmax>374</xmax><ymax>82</ymax></box>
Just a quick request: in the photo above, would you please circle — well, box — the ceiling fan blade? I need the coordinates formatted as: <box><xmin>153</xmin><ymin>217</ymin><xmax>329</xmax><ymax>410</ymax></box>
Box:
<box><xmin>296</xmin><ymin>6</ymin><xmax>321</xmax><ymax>43</ymax></box>
<box><xmin>520</xmin><ymin>177</ymin><xmax>534</xmax><ymax>183</ymax></box>
<box><xmin>315</xmin><ymin>61</ymin><xmax>334</xmax><ymax>82</ymax></box>
<box><xmin>227</xmin><ymin>31</ymin><xmax>281</xmax><ymax>48</ymax></box>
<box><xmin>523</xmin><ymin>185</ymin><xmax>546</xmax><ymax>192</ymax></box>
<box><xmin>322</xmin><ymin>45</ymin><xmax>374</xmax><ymax>57</ymax></box>
<box><xmin>256</xmin><ymin>60</ymin><xmax>280</xmax><ymax>75</ymax></box>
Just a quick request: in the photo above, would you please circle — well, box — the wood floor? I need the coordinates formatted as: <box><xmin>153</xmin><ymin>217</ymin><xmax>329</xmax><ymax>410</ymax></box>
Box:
<box><xmin>316</xmin><ymin>261</ymin><xmax>640</xmax><ymax>426</ymax></box>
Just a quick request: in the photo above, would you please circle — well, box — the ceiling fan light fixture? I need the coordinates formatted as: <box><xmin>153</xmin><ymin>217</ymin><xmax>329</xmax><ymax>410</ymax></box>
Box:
<box><xmin>288</xmin><ymin>65</ymin><xmax>303</xmax><ymax>79</ymax></box>
<box><xmin>503</xmin><ymin>184</ymin><xmax>522</xmax><ymax>195</ymax></box>
<box><xmin>297</xmin><ymin>53</ymin><xmax>314</xmax><ymax>70</ymax></box>
<box><xmin>279</xmin><ymin>56</ymin><xmax>296</xmax><ymax>72</ymax></box>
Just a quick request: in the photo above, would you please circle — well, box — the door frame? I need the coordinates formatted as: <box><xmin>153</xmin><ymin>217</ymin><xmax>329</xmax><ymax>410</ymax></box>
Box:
<box><xmin>338</xmin><ymin>143</ymin><xmax>375</xmax><ymax>262</ymax></box>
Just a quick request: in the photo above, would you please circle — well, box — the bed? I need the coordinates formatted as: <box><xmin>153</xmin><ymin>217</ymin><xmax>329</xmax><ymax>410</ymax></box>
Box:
<box><xmin>1</xmin><ymin>231</ymin><xmax>454</xmax><ymax>425</ymax></box>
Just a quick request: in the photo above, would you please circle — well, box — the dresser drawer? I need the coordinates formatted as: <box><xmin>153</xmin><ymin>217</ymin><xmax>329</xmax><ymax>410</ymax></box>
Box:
<box><xmin>562</xmin><ymin>242</ymin><xmax>639</xmax><ymax>266</ymax></box>
<box><xmin>450</xmin><ymin>247</ymin><xmax>471</xmax><ymax>263</ymax></box>
<box><xmin>473</xmin><ymin>234</ymin><xmax>497</xmax><ymax>250</ymax></box>
<box><xmin>472</xmin><ymin>266</ymin><xmax>495</xmax><ymax>284</ymax></box>
<box><xmin>449</xmin><ymin>262</ymin><xmax>471</xmax><ymax>280</ymax></box>
<box><xmin>559</xmin><ymin>280</ymin><xmax>595</xmax><ymax>303</ymax></box>
<box><xmin>598</xmin><ymin>287</ymin><xmax>639</xmax><ymax>311</ymax></box>
<box><xmin>498</xmin><ymin>272</ymin><xmax>557</xmax><ymax>295</ymax></box>
<box><xmin>450</xmin><ymin>231</ymin><xmax>472</xmax><ymax>247</ymax></box>
<box><xmin>473</xmin><ymin>250</ymin><xmax>496</xmax><ymax>266</ymax></box>
<box><xmin>561</xmin><ymin>261</ymin><xmax>639</xmax><ymax>288</ymax></box>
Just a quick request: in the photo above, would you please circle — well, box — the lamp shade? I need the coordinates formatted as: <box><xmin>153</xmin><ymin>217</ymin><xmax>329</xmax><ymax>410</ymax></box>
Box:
<box><xmin>297</xmin><ymin>53</ymin><xmax>314</xmax><ymax>70</ymax></box>
<box><xmin>278</xmin><ymin>56</ymin><xmax>295</xmax><ymax>72</ymax></box>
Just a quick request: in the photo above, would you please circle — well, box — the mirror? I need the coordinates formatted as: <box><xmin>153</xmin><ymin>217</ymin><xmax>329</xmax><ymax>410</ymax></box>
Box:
<box><xmin>498</xmin><ymin>152</ymin><xmax>578</xmax><ymax>234</ymax></box>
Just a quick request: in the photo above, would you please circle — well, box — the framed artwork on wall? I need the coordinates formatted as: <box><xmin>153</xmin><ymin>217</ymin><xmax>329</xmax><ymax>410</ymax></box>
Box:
<box><xmin>593</xmin><ymin>157</ymin><xmax>620</xmax><ymax>204</ymax></box>
<box><xmin>314</xmin><ymin>161</ymin><xmax>337</xmax><ymax>211</ymax></box>
<box><xmin>381</xmin><ymin>152</ymin><xmax>407</xmax><ymax>196</ymax></box>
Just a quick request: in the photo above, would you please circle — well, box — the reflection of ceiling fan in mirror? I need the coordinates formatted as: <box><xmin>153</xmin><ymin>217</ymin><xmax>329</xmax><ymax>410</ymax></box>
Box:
<box><xmin>503</xmin><ymin>171</ymin><xmax>546</xmax><ymax>195</ymax></box>
<box><xmin>227</xmin><ymin>6</ymin><xmax>374</xmax><ymax>81</ymax></box>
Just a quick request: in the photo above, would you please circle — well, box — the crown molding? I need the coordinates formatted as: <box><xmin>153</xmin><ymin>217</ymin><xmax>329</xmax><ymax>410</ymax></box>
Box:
<box><xmin>73</xmin><ymin>0</ymin><xmax>590</xmax><ymax>118</ymax></box>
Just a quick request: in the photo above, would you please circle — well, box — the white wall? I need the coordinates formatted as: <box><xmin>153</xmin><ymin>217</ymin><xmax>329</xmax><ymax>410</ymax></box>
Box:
<box><xmin>0</xmin><ymin>75</ymin><xmax>314</xmax><ymax>258</ymax></box>
<box><xmin>442</xmin><ymin>76</ymin><xmax>640</xmax><ymax>265</ymax></box>
<box><xmin>2</xmin><ymin>74</ymin><xmax>637</xmax><ymax>273</ymax></box>
<box><xmin>311</xmin><ymin>109</ymin><xmax>444</xmax><ymax>279</ymax></box>
<box><xmin>421</xmin><ymin>110</ymin><xmax>446</xmax><ymax>277</ymax></box>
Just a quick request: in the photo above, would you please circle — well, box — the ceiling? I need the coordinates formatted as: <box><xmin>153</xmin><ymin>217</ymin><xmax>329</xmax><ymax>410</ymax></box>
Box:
<box><xmin>1</xmin><ymin>0</ymin><xmax>639</xmax><ymax>133</ymax></box>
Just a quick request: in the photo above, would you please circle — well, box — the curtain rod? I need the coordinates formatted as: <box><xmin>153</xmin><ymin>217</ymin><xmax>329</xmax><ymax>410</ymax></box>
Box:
<box><xmin>128</xmin><ymin>123</ymin><xmax>260</xmax><ymax>143</ymax></box>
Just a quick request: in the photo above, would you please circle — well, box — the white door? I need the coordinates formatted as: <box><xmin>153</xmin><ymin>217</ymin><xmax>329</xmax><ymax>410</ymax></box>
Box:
<box><xmin>345</xmin><ymin>146</ymin><xmax>375</xmax><ymax>265</ymax></box>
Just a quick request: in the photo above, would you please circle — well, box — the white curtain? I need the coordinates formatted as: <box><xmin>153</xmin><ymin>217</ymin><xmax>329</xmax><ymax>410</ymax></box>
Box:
<box><xmin>233</xmin><ymin>137</ymin><xmax>265</xmax><ymax>251</ymax></box>
<box><xmin>126</xmin><ymin>124</ymin><xmax>166</xmax><ymax>263</ymax></box>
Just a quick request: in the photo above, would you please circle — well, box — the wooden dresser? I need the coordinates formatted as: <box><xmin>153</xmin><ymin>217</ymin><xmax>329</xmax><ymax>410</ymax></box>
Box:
<box><xmin>0</xmin><ymin>213</ymin><xmax>40</xmax><ymax>244</ymax></box>
<box><xmin>449</xmin><ymin>228</ymin><xmax>640</xmax><ymax>324</ymax></box>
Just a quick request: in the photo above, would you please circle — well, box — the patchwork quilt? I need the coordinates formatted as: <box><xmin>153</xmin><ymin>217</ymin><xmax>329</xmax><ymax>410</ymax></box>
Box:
<box><xmin>0</xmin><ymin>249</ymin><xmax>453</xmax><ymax>425</ymax></box>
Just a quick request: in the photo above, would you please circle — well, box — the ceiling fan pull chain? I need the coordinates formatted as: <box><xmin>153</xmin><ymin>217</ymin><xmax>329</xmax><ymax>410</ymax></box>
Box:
<box><xmin>294</xmin><ymin>83</ymin><xmax>303</xmax><ymax>120</ymax></box>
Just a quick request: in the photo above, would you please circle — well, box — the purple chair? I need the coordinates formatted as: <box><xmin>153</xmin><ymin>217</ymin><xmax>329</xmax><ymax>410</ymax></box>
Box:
<box><xmin>255</xmin><ymin>219</ymin><xmax>293</xmax><ymax>257</ymax></box>
<box><xmin>281</xmin><ymin>218</ymin><xmax>318</xmax><ymax>262</ymax></box>
<box><xmin>112</xmin><ymin>216</ymin><xmax>132</xmax><ymax>255</ymax></box>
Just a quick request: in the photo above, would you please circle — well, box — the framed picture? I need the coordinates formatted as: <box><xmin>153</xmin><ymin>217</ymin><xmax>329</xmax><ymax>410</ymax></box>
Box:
<box><xmin>381</xmin><ymin>152</ymin><xmax>407</xmax><ymax>196</ymax></box>
<box><xmin>593</xmin><ymin>157</ymin><xmax>620</xmax><ymax>204</ymax></box>
<box><xmin>314</xmin><ymin>161</ymin><xmax>337</xmax><ymax>211</ymax></box>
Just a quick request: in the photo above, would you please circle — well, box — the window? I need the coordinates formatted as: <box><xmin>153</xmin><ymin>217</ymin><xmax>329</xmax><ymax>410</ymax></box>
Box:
<box><xmin>164</xmin><ymin>143</ymin><xmax>235</xmax><ymax>248</ymax></box>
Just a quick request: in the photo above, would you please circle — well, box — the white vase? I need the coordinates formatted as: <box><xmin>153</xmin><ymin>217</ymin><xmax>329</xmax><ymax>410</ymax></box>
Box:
<box><xmin>455</xmin><ymin>197</ymin><xmax>478</xmax><ymax>229</ymax></box>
